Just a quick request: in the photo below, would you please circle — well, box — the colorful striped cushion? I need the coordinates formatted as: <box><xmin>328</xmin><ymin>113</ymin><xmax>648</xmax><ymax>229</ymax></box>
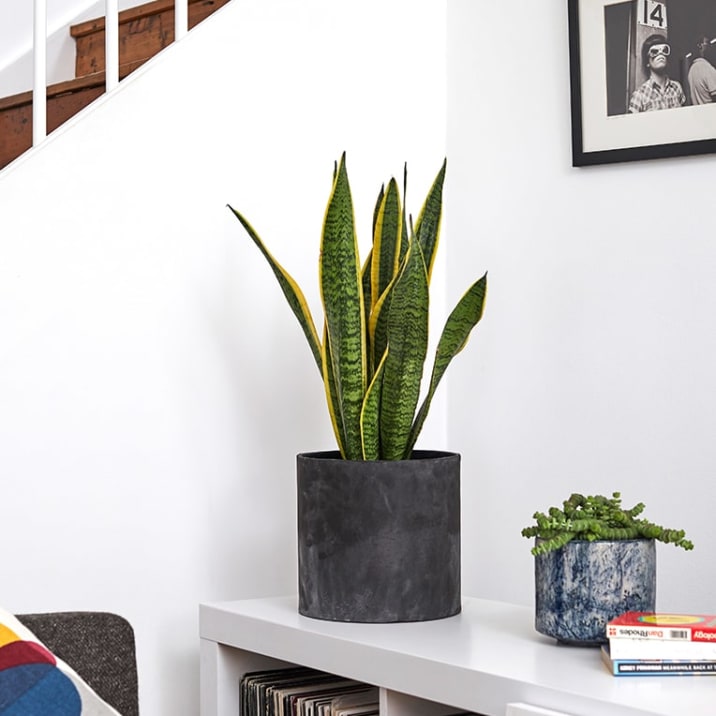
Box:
<box><xmin>0</xmin><ymin>608</ymin><xmax>120</xmax><ymax>716</ymax></box>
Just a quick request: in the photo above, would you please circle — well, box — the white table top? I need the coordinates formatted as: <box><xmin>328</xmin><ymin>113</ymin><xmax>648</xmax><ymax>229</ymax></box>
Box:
<box><xmin>199</xmin><ymin>595</ymin><xmax>716</xmax><ymax>716</ymax></box>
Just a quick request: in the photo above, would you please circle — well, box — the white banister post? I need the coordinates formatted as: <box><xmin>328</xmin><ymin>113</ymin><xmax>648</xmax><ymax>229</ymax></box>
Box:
<box><xmin>33</xmin><ymin>0</ymin><xmax>47</xmax><ymax>146</ymax></box>
<box><xmin>175</xmin><ymin>0</ymin><xmax>188</xmax><ymax>41</ymax></box>
<box><xmin>105</xmin><ymin>0</ymin><xmax>119</xmax><ymax>91</ymax></box>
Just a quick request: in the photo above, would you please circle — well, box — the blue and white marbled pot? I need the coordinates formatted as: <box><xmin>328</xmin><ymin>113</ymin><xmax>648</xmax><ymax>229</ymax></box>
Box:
<box><xmin>534</xmin><ymin>538</ymin><xmax>656</xmax><ymax>645</ymax></box>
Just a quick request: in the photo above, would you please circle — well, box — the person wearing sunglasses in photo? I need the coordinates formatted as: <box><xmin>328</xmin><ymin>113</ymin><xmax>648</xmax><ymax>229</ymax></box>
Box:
<box><xmin>628</xmin><ymin>33</ymin><xmax>686</xmax><ymax>113</ymax></box>
<box><xmin>688</xmin><ymin>35</ymin><xmax>716</xmax><ymax>105</ymax></box>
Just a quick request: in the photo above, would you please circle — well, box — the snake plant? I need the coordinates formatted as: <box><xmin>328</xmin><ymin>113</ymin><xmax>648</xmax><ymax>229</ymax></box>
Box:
<box><xmin>229</xmin><ymin>154</ymin><xmax>487</xmax><ymax>461</ymax></box>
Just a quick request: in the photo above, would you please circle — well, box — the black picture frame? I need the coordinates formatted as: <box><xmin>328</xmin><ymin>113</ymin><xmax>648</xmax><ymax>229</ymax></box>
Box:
<box><xmin>568</xmin><ymin>0</ymin><xmax>716</xmax><ymax>166</ymax></box>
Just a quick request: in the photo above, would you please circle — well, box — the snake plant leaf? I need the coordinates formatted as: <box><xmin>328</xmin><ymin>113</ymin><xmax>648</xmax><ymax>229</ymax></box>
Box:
<box><xmin>413</xmin><ymin>158</ymin><xmax>446</xmax><ymax>282</ymax></box>
<box><xmin>399</xmin><ymin>163</ymin><xmax>409</xmax><ymax>265</ymax></box>
<box><xmin>227</xmin><ymin>205</ymin><xmax>323</xmax><ymax>373</ymax></box>
<box><xmin>372</xmin><ymin>184</ymin><xmax>385</xmax><ymax>239</ymax></box>
<box><xmin>367</xmin><ymin>174</ymin><xmax>408</xmax><ymax>373</ymax></box>
<box><xmin>364</xmin><ymin>184</ymin><xmax>383</xmax><ymax>364</ymax></box>
<box><xmin>367</xmin><ymin>262</ymin><xmax>401</xmax><ymax>374</ymax></box>
<box><xmin>405</xmin><ymin>272</ymin><xmax>487</xmax><ymax>455</ymax></box>
<box><xmin>361</xmin><ymin>250</ymin><xmax>373</xmax><ymax>377</ymax></box>
<box><xmin>320</xmin><ymin>153</ymin><xmax>367</xmax><ymax>461</ymax></box>
<box><xmin>371</xmin><ymin>178</ymin><xmax>402</xmax><ymax>312</ymax></box>
<box><xmin>380</xmin><ymin>238</ymin><xmax>429</xmax><ymax>460</ymax></box>
<box><xmin>359</xmin><ymin>350</ymin><xmax>388</xmax><ymax>460</ymax></box>
<box><xmin>321</xmin><ymin>324</ymin><xmax>347</xmax><ymax>458</ymax></box>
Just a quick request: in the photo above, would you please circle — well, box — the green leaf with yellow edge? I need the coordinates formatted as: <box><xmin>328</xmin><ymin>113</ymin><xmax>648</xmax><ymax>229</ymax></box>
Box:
<box><xmin>413</xmin><ymin>158</ymin><xmax>446</xmax><ymax>282</ymax></box>
<box><xmin>371</xmin><ymin>178</ymin><xmax>402</xmax><ymax>312</ymax></box>
<box><xmin>366</xmin><ymin>179</ymin><xmax>402</xmax><ymax>376</ymax></box>
<box><xmin>321</xmin><ymin>324</ymin><xmax>347</xmax><ymax>458</ymax></box>
<box><xmin>364</xmin><ymin>183</ymin><xmax>383</xmax><ymax>368</ymax></box>
<box><xmin>406</xmin><ymin>272</ymin><xmax>487</xmax><ymax>454</ymax></box>
<box><xmin>319</xmin><ymin>153</ymin><xmax>367</xmax><ymax>461</ymax></box>
<box><xmin>360</xmin><ymin>350</ymin><xmax>388</xmax><ymax>460</ymax></box>
<box><xmin>399</xmin><ymin>163</ymin><xmax>409</xmax><ymax>265</ymax></box>
<box><xmin>360</xmin><ymin>250</ymin><xmax>374</xmax><ymax>378</ymax></box>
<box><xmin>372</xmin><ymin>184</ymin><xmax>384</xmax><ymax>240</ymax></box>
<box><xmin>227</xmin><ymin>205</ymin><xmax>323</xmax><ymax>373</ymax></box>
<box><xmin>367</xmin><ymin>260</ymin><xmax>402</xmax><ymax>375</ymax></box>
<box><xmin>379</xmin><ymin>237</ymin><xmax>429</xmax><ymax>460</ymax></box>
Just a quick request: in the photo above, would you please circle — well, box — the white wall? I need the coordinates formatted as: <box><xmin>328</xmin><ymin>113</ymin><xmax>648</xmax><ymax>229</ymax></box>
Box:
<box><xmin>0</xmin><ymin>0</ymin><xmax>139</xmax><ymax>95</ymax></box>
<box><xmin>0</xmin><ymin>0</ymin><xmax>90</xmax><ymax>76</ymax></box>
<box><xmin>448</xmin><ymin>0</ymin><xmax>716</xmax><ymax>612</ymax></box>
<box><xmin>0</xmin><ymin>0</ymin><xmax>446</xmax><ymax>713</ymax></box>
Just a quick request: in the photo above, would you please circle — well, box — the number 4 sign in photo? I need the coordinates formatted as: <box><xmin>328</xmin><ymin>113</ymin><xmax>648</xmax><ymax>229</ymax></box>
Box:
<box><xmin>638</xmin><ymin>0</ymin><xmax>667</xmax><ymax>30</ymax></box>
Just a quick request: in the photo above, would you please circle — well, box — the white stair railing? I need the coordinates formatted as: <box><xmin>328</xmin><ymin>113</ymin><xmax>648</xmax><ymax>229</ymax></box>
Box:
<box><xmin>30</xmin><ymin>0</ymin><xmax>189</xmax><ymax>149</ymax></box>
<box><xmin>32</xmin><ymin>0</ymin><xmax>47</xmax><ymax>146</ymax></box>
<box><xmin>105</xmin><ymin>0</ymin><xmax>119</xmax><ymax>91</ymax></box>
<box><xmin>175</xmin><ymin>0</ymin><xmax>188</xmax><ymax>41</ymax></box>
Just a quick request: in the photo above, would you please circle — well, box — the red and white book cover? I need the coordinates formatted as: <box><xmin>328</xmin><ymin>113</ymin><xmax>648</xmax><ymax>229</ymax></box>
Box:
<box><xmin>608</xmin><ymin>613</ymin><xmax>716</xmax><ymax>642</ymax></box>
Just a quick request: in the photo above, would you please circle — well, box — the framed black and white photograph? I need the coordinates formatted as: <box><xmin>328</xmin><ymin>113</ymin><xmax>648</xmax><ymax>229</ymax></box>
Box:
<box><xmin>568</xmin><ymin>0</ymin><xmax>716</xmax><ymax>166</ymax></box>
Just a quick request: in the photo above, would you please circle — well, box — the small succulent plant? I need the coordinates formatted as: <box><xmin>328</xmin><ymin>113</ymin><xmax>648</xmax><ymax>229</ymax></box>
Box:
<box><xmin>522</xmin><ymin>492</ymin><xmax>694</xmax><ymax>555</ymax></box>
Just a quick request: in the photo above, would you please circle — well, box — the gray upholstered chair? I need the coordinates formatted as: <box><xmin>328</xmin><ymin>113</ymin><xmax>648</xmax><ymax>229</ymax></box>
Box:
<box><xmin>15</xmin><ymin>611</ymin><xmax>139</xmax><ymax>716</ymax></box>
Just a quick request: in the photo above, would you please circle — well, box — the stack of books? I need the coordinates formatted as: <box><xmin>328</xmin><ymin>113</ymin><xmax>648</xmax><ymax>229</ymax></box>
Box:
<box><xmin>240</xmin><ymin>666</ymin><xmax>379</xmax><ymax>715</ymax></box>
<box><xmin>602</xmin><ymin>612</ymin><xmax>716</xmax><ymax>676</ymax></box>
<box><xmin>239</xmin><ymin>666</ymin><xmax>472</xmax><ymax>715</ymax></box>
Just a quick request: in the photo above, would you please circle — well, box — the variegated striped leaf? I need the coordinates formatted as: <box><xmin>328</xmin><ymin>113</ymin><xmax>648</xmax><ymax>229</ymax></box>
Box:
<box><xmin>368</xmin><ymin>256</ymin><xmax>403</xmax><ymax>373</ymax></box>
<box><xmin>413</xmin><ymin>159</ymin><xmax>446</xmax><ymax>282</ymax></box>
<box><xmin>319</xmin><ymin>153</ymin><xmax>367</xmax><ymax>461</ymax></box>
<box><xmin>406</xmin><ymin>273</ymin><xmax>487</xmax><ymax>455</ymax></box>
<box><xmin>322</xmin><ymin>324</ymin><xmax>347</xmax><ymax>458</ymax></box>
<box><xmin>399</xmin><ymin>163</ymin><xmax>409</xmax><ymax>265</ymax></box>
<box><xmin>228</xmin><ymin>205</ymin><xmax>323</xmax><ymax>373</ymax></box>
<box><xmin>379</xmin><ymin>238</ymin><xmax>429</xmax><ymax>460</ymax></box>
<box><xmin>371</xmin><ymin>178</ymin><xmax>402</xmax><ymax>312</ymax></box>
<box><xmin>361</xmin><ymin>250</ymin><xmax>373</xmax><ymax>378</ymax></box>
<box><xmin>360</xmin><ymin>350</ymin><xmax>387</xmax><ymax>460</ymax></box>
<box><xmin>372</xmin><ymin>184</ymin><xmax>384</xmax><ymax>239</ymax></box>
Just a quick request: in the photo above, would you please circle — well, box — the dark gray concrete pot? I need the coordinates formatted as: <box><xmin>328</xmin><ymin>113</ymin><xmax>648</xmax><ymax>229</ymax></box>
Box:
<box><xmin>297</xmin><ymin>450</ymin><xmax>461</xmax><ymax>623</ymax></box>
<box><xmin>534</xmin><ymin>538</ymin><xmax>656</xmax><ymax>645</ymax></box>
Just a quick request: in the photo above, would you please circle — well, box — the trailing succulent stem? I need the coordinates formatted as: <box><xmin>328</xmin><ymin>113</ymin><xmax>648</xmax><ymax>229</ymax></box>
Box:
<box><xmin>229</xmin><ymin>153</ymin><xmax>487</xmax><ymax>461</ymax></box>
<box><xmin>522</xmin><ymin>492</ymin><xmax>694</xmax><ymax>555</ymax></box>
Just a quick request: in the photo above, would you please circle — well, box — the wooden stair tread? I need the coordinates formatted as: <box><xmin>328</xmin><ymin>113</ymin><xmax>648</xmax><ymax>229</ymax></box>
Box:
<box><xmin>71</xmin><ymin>0</ymin><xmax>222</xmax><ymax>36</ymax></box>
<box><xmin>0</xmin><ymin>60</ymin><xmax>145</xmax><ymax>113</ymax></box>
<box><xmin>70</xmin><ymin>0</ymin><xmax>230</xmax><ymax>77</ymax></box>
<box><xmin>0</xmin><ymin>83</ymin><xmax>106</xmax><ymax>169</ymax></box>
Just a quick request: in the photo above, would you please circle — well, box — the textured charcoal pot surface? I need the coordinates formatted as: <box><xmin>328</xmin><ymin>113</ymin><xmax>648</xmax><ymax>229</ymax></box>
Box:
<box><xmin>534</xmin><ymin>538</ymin><xmax>656</xmax><ymax>645</ymax></box>
<box><xmin>297</xmin><ymin>450</ymin><xmax>461</xmax><ymax>623</ymax></box>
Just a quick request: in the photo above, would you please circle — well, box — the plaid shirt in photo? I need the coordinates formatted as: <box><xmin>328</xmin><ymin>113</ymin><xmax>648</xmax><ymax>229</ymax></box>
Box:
<box><xmin>628</xmin><ymin>77</ymin><xmax>686</xmax><ymax>113</ymax></box>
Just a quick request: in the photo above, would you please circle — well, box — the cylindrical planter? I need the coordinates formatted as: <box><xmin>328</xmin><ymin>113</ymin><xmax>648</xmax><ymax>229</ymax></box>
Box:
<box><xmin>297</xmin><ymin>450</ymin><xmax>461</xmax><ymax>623</ymax></box>
<box><xmin>534</xmin><ymin>538</ymin><xmax>656</xmax><ymax>645</ymax></box>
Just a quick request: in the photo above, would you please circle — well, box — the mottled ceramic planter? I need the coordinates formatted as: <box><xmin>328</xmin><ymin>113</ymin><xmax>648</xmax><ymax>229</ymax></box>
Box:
<box><xmin>534</xmin><ymin>538</ymin><xmax>656</xmax><ymax>645</ymax></box>
<box><xmin>297</xmin><ymin>450</ymin><xmax>461</xmax><ymax>623</ymax></box>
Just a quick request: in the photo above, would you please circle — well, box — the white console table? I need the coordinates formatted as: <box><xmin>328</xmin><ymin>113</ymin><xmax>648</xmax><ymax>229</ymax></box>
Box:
<box><xmin>199</xmin><ymin>595</ymin><xmax>715</xmax><ymax>716</ymax></box>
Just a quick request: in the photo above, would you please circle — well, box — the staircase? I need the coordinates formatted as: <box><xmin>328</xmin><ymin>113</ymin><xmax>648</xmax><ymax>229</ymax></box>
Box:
<box><xmin>0</xmin><ymin>0</ymin><xmax>229</xmax><ymax>170</ymax></box>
